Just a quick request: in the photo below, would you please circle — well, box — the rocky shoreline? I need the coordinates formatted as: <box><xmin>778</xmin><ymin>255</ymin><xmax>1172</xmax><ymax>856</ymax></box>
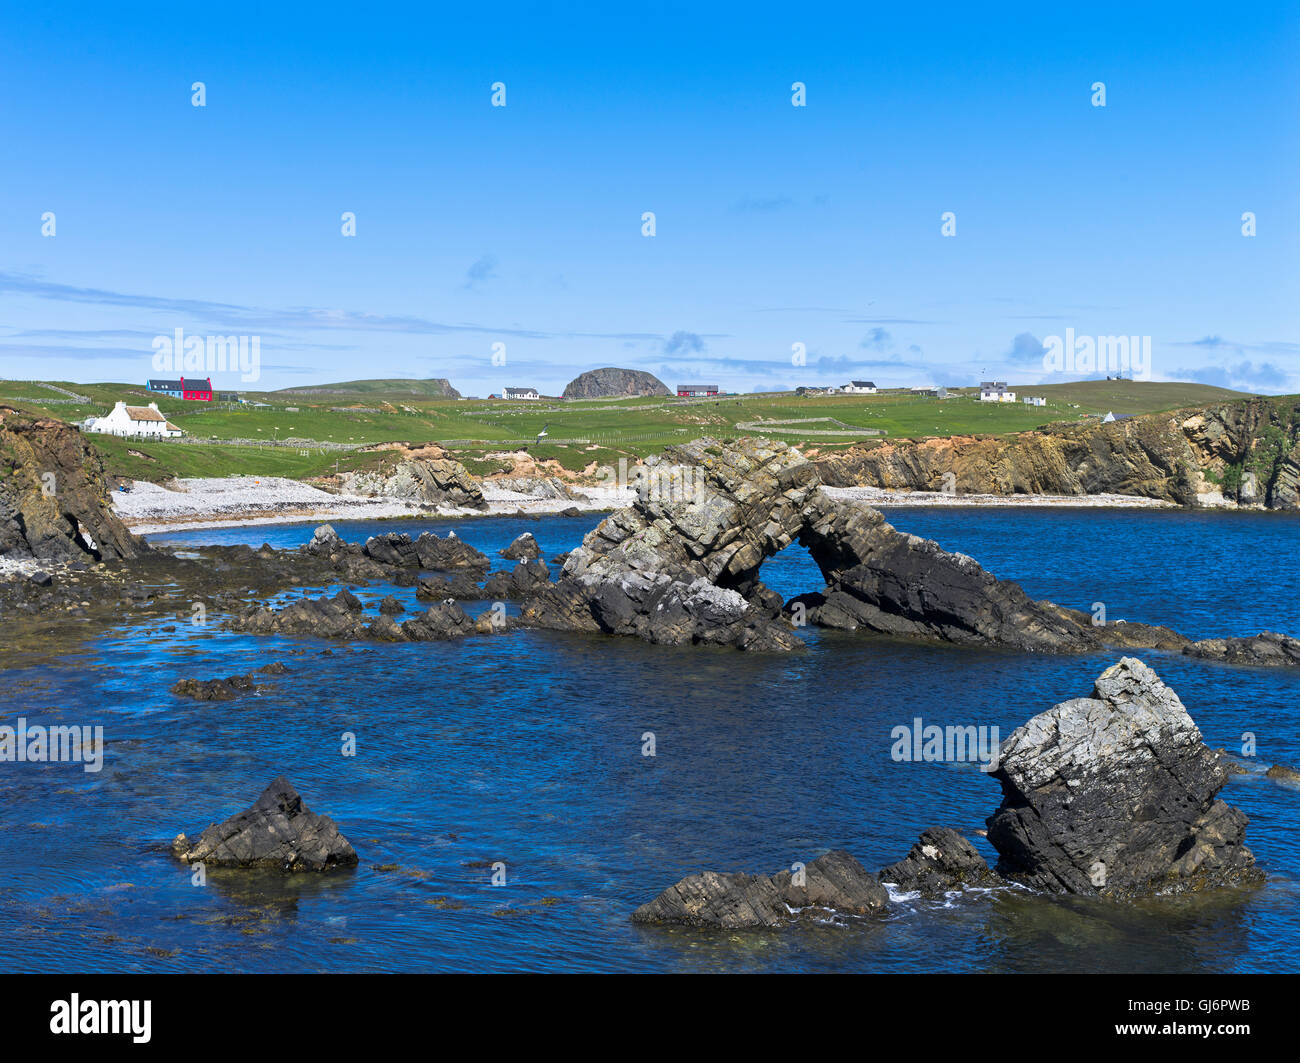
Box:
<box><xmin>2</xmin><ymin>417</ymin><xmax>1294</xmax><ymax>935</ymax></box>
<box><xmin>166</xmin><ymin>659</ymin><xmax>1270</xmax><ymax>931</ymax></box>
<box><xmin>632</xmin><ymin>658</ymin><xmax>1264</xmax><ymax>928</ymax></box>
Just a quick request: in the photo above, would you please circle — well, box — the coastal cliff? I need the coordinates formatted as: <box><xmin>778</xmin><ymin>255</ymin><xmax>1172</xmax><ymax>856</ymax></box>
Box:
<box><xmin>815</xmin><ymin>397</ymin><xmax>1300</xmax><ymax>509</ymax></box>
<box><xmin>0</xmin><ymin>406</ymin><xmax>145</xmax><ymax>561</ymax></box>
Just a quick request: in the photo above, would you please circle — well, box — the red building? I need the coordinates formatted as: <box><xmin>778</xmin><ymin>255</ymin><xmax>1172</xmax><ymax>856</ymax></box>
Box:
<box><xmin>180</xmin><ymin>377</ymin><xmax>214</xmax><ymax>401</ymax></box>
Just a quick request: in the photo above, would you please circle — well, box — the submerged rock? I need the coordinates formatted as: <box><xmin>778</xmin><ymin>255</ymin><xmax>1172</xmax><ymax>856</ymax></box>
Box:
<box><xmin>171</xmin><ymin>776</ymin><xmax>358</xmax><ymax>871</ymax></box>
<box><xmin>1185</xmin><ymin>631</ymin><xmax>1300</xmax><ymax>668</ymax></box>
<box><xmin>1265</xmin><ymin>763</ymin><xmax>1300</xmax><ymax>785</ymax></box>
<box><xmin>170</xmin><ymin>674</ymin><xmax>258</xmax><ymax>700</ymax></box>
<box><xmin>878</xmin><ymin>827</ymin><xmax>1001</xmax><ymax>896</ymax></box>
<box><xmin>631</xmin><ymin>850</ymin><xmax>888</xmax><ymax>929</ymax></box>
<box><xmin>986</xmin><ymin>658</ymin><xmax>1261</xmax><ymax>897</ymax></box>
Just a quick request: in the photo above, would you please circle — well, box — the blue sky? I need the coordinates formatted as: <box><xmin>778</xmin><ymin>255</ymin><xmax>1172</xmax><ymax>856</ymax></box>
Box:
<box><xmin>1</xmin><ymin>2</ymin><xmax>1296</xmax><ymax>395</ymax></box>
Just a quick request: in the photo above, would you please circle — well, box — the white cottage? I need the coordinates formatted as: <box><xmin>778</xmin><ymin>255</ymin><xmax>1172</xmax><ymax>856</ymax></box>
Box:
<box><xmin>979</xmin><ymin>381</ymin><xmax>1016</xmax><ymax>402</ymax></box>
<box><xmin>87</xmin><ymin>402</ymin><xmax>183</xmax><ymax>438</ymax></box>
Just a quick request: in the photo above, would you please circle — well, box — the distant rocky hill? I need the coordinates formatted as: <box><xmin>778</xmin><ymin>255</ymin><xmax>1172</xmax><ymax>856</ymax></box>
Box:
<box><xmin>276</xmin><ymin>378</ymin><xmax>462</xmax><ymax>399</ymax></box>
<box><xmin>815</xmin><ymin>397</ymin><xmax>1300</xmax><ymax>510</ymax></box>
<box><xmin>562</xmin><ymin>368</ymin><xmax>670</xmax><ymax>400</ymax></box>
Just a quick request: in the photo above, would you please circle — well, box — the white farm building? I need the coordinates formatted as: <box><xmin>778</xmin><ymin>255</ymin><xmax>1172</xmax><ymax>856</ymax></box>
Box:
<box><xmin>87</xmin><ymin>402</ymin><xmax>183</xmax><ymax>438</ymax></box>
<box><xmin>979</xmin><ymin>381</ymin><xmax>1016</xmax><ymax>402</ymax></box>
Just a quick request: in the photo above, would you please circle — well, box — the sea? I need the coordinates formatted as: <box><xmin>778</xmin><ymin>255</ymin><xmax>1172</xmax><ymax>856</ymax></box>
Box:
<box><xmin>1</xmin><ymin>506</ymin><xmax>1297</xmax><ymax>972</ymax></box>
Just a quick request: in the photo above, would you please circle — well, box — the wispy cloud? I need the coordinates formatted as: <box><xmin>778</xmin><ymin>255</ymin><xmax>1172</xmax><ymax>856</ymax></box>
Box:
<box><xmin>1006</xmin><ymin>332</ymin><xmax>1047</xmax><ymax>364</ymax></box>
<box><xmin>0</xmin><ymin>271</ymin><xmax>660</xmax><ymax>343</ymax></box>
<box><xmin>462</xmin><ymin>254</ymin><xmax>499</xmax><ymax>290</ymax></box>
<box><xmin>1174</xmin><ymin>361</ymin><xmax>1290</xmax><ymax>393</ymax></box>
<box><xmin>664</xmin><ymin>330</ymin><xmax>707</xmax><ymax>355</ymax></box>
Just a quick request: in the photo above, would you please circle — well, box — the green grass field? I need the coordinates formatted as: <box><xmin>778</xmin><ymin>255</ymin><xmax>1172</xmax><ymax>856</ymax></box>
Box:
<box><xmin>0</xmin><ymin>376</ymin><xmax>1260</xmax><ymax>483</ymax></box>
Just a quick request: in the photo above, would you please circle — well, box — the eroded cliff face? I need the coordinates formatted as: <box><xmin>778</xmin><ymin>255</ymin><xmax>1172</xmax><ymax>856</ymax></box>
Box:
<box><xmin>816</xmin><ymin>398</ymin><xmax>1300</xmax><ymax>509</ymax></box>
<box><xmin>0</xmin><ymin>407</ymin><xmax>146</xmax><ymax>561</ymax></box>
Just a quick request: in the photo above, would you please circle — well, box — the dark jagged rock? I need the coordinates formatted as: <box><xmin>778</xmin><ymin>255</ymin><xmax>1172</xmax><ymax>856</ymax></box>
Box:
<box><xmin>1212</xmin><ymin>748</ymin><xmax>1249</xmax><ymax>776</ymax></box>
<box><xmin>0</xmin><ymin>406</ymin><xmax>147</xmax><ymax>561</ymax></box>
<box><xmin>171</xmin><ymin>776</ymin><xmax>358</xmax><ymax>871</ymax></box>
<box><xmin>500</xmin><ymin>532</ymin><xmax>541</xmax><ymax>561</ymax></box>
<box><xmin>416</xmin><ymin>571</ymin><xmax>488</xmax><ymax>601</ymax></box>
<box><xmin>399</xmin><ymin>600</ymin><xmax>484</xmax><ymax>640</ymax></box>
<box><xmin>356</xmin><ymin>531</ymin><xmax>491</xmax><ymax>573</ymax></box>
<box><xmin>986</xmin><ymin>658</ymin><xmax>1261</xmax><ymax>897</ymax></box>
<box><xmin>362</xmin><ymin>532</ymin><xmax>420</xmax><ymax>567</ymax></box>
<box><xmin>231</xmin><ymin>594</ymin><xmax>374</xmax><ymax>639</ymax></box>
<box><xmin>524</xmin><ymin>436</ymin><xmax>1295</xmax><ymax>657</ymax></box>
<box><xmin>339</xmin><ymin>453</ymin><xmax>487</xmax><ymax>510</ymax></box>
<box><xmin>530</xmin><ymin>570</ymin><xmax>801</xmax><ymax>650</ymax></box>
<box><xmin>377</xmin><ymin>595</ymin><xmax>405</xmax><ymax>615</ymax></box>
<box><xmin>170</xmin><ymin>674</ymin><xmax>259</xmax><ymax>700</ymax></box>
<box><xmin>482</xmin><ymin>559</ymin><xmax>551</xmax><ymax>600</ymax></box>
<box><xmin>228</xmin><ymin>591</ymin><xmax>497</xmax><ymax>643</ymax></box>
<box><xmin>794</xmin><ymin>499</ymin><xmax>1101</xmax><ymax>652</ymax></box>
<box><xmin>1184</xmin><ymin>632</ymin><xmax>1300</xmax><ymax>668</ymax></box>
<box><xmin>331</xmin><ymin>588</ymin><xmax>363</xmax><ymax>612</ymax></box>
<box><xmin>877</xmin><ymin>827</ymin><xmax>1001</xmax><ymax>896</ymax></box>
<box><xmin>521</xmin><ymin>437</ymin><xmax>1095</xmax><ymax>652</ymax></box>
<box><xmin>631</xmin><ymin>850</ymin><xmax>888</xmax><ymax>929</ymax></box>
<box><xmin>562</xmin><ymin>367</ymin><xmax>670</xmax><ymax>400</ymax></box>
<box><xmin>414</xmin><ymin>532</ymin><xmax>490</xmax><ymax>573</ymax></box>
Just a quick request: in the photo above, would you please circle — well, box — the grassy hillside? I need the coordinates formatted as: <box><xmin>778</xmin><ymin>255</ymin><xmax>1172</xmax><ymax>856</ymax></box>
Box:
<box><xmin>0</xmin><ymin>377</ymin><xmax>1260</xmax><ymax>483</ymax></box>
<box><xmin>274</xmin><ymin>377</ymin><xmax>460</xmax><ymax>398</ymax></box>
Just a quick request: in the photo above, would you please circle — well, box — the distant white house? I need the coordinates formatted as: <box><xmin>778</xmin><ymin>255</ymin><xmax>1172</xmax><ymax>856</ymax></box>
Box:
<box><xmin>87</xmin><ymin>402</ymin><xmax>183</xmax><ymax>438</ymax></box>
<box><xmin>503</xmin><ymin>386</ymin><xmax>540</xmax><ymax>400</ymax></box>
<box><xmin>843</xmin><ymin>380</ymin><xmax>877</xmax><ymax>394</ymax></box>
<box><xmin>1022</xmin><ymin>395</ymin><xmax>1046</xmax><ymax>407</ymax></box>
<box><xmin>979</xmin><ymin>381</ymin><xmax>1016</xmax><ymax>402</ymax></box>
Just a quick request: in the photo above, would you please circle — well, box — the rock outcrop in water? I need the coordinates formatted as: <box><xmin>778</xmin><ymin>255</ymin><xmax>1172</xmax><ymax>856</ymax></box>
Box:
<box><xmin>171</xmin><ymin>776</ymin><xmax>358</xmax><ymax>871</ymax></box>
<box><xmin>562</xmin><ymin>367</ymin><xmax>670</xmax><ymax>400</ymax></box>
<box><xmin>231</xmin><ymin>592</ymin><xmax>506</xmax><ymax>641</ymax></box>
<box><xmin>632</xmin><ymin>658</ymin><xmax>1264</xmax><ymax>928</ymax></box>
<box><xmin>986</xmin><ymin>658</ymin><xmax>1261</xmax><ymax>896</ymax></box>
<box><xmin>631</xmin><ymin>850</ymin><xmax>888</xmax><ymax>928</ymax></box>
<box><xmin>877</xmin><ymin>827</ymin><xmax>1001</xmax><ymax>896</ymax></box>
<box><xmin>500</xmin><ymin>532</ymin><xmax>541</xmax><ymax>561</ymax></box>
<box><xmin>1184</xmin><ymin>632</ymin><xmax>1300</xmax><ymax>668</ymax></box>
<box><xmin>521</xmin><ymin>436</ymin><xmax>1269</xmax><ymax>656</ymax></box>
<box><xmin>816</xmin><ymin>397</ymin><xmax>1300</xmax><ymax>510</ymax></box>
<box><xmin>0</xmin><ymin>406</ymin><xmax>146</xmax><ymax>561</ymax></box>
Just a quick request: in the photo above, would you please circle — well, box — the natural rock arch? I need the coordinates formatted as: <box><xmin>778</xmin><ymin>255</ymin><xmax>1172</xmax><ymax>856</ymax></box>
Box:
<box><xmin>524</xmin><ymin>437</ymin><xmax>1290</xmax><ymax>660</ymax></box>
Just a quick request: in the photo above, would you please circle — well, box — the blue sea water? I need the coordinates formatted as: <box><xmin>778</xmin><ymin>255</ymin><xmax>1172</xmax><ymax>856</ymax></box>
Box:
<box><xmin>0</xmin><ymin>507</ymin><xmax>1297</xmax><ymax>973</ymax></box>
